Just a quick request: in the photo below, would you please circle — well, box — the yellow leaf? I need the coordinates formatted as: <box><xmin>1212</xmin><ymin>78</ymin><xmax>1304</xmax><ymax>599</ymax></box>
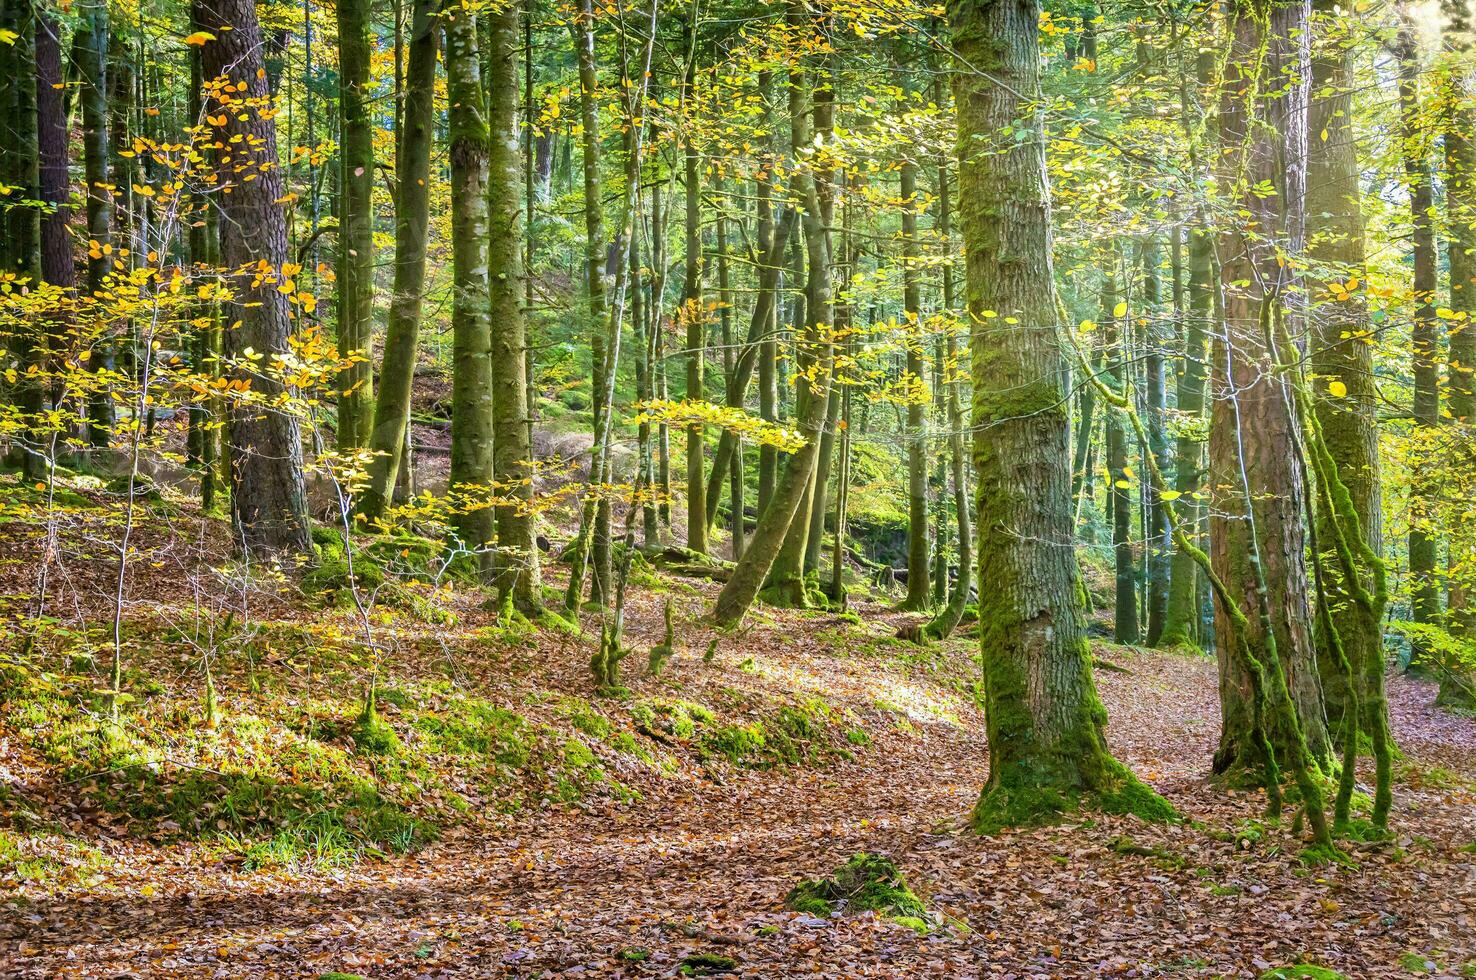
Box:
<box><xmin>1160</xmin><ymin>490</ymin><xmax>1182</xmax><ymax>501</ymax></box>
<box><xmin>183</xmin><ymin>31</ymin><xmax>216</xmax><ymax>46</ymax></box>
<box><xmin>1112</xmin><ymin>301</ymin><xmax>1127</xmax><ymax>318</ymax></box>
<box><xmin>1328</xmin><ymin>380</ymin><xmax>1348</xmax><ymax>398</ymax></box>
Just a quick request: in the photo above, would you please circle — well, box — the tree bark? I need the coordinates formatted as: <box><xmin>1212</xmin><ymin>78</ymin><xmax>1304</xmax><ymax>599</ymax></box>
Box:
<box><xmin>1306</xmin><ymin>0</ymin><xmax>1390</xmax><ymax>734</ymax></box>
<box><xmin>901</xmin><ymin>158</ymin><xmax>932</xmax><ymax>610</ymax></box>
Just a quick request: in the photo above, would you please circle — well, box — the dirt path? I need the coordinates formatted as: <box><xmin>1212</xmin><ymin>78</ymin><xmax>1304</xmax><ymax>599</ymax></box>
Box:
<box><xmin>5</xmin><ymin>634</ymin><xmax>1476</xmax><ymax>978</ymax></box>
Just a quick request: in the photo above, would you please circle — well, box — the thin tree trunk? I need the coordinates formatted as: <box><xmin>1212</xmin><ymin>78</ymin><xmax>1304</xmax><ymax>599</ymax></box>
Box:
<box><xmin>359</xmin><ymin>0</ymin><xmax>438</xmax><ymax>522</ymax></box>
<box><xmin>1398</xmin><ymin>15</ymin><xmax>1442</xmax><ymax>669</ymax></box>
<box><xmin>901</xmin><ymin>158</ymin><xmax>931</xmax><ymax>609</ymax></box>
<box><xmin>335</xmin><ymin>0</ymin><xmax>375</xmax><ymax>449</ymax></box>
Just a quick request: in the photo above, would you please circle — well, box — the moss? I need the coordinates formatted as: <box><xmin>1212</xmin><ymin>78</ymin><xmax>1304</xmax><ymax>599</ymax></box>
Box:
<box><xmin>785</xmin><ymin>853</ymin><xmax>930</xmax><ymax>929</ymax></box>
<box><xmin>700</xmin><ymin>723</ymin><xmax>767</xmax><ymax>764</ymax></box>
<box><xmin>1258</xmin><ymin>968</ymin><xmax>1349</xmax><ymax>980</ymax></box>
<box><xmin>846</xmin><ymin>729</ymin><xmax>871</xmax><ymax>746</ymax></box>
<box><xmin>350</xmin><ymin>713</ymin><xmax>401</xmax><ymax>757</ymax></box>
<box><xmin>679</xmin><ymin>953</ymin><xmax>737</xmax><ymax>975</ymax></box>
<box><xmin>618</xmin><ymin>947</ymin><xmax>651</xmax><ymax>962</ymax></box>
<box><xmin>890</xmin><ymin>915</ymin><xmax>930</xmax><ymax>934</ymax></box>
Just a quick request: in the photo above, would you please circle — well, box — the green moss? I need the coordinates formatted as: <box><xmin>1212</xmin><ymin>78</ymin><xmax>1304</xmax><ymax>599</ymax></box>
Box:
<box><xmin>846</xmin><ymin>729</ymin><xmax>871</xmax><ymax>746</ymax></box>
<box><xmin>785</xmin><ymin>853</ymin><xmax>930</xmax><ymax>930</ymax></box>
<box><xmin>890</xmin><ymin>915</ymin><xmax>930</xmax><ymax>934</ymax></box>
<box><xmin>679</xmin><ymin>953</ymin><xmax>737</xmax><ymax>975</ymax></box>
<box><xmin>1258</xmin><ymin>967</ymin><xmax>1349</xmax><ymax>980</ymax></box>
<box><xmin>700</xmin><ymin>723</ymin><xmax>767</xmax><ymax>764</ymax></box>
<box><xmin>350</xmin><ymin>713</ymin><xmax>401</xmax><ymax>756</ymax></box>
<box><xmin>618</xmin><ymin>947</ymin><xmax>651</xmax><ymax>962</ymax></box>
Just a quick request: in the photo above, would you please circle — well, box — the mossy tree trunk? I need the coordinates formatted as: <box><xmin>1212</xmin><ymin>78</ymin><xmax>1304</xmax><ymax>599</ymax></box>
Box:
<box><xmin>951</xmin><ymin>0</ymin><xmax>1165</xmax><ymax>831</ymax></box>
<box><xmin>358</xmin><ymin>0</ymin><xmax>437</xmax><ymax>523</ymax></box>
<box><xmin>335</xmin><ymin>0</ymin><xmax>375</xmax><ymax>450</ymax></box>
<box><xmin>1306</xmin><ymin>0</ymin><xmax>1391</xmax><ymax>736</ymax></box>
<box><xmin>1139</xmin><ymin>236</ymin><xmax>1171</xmax><ymax>646</ymax></box>
<box><xmin>195</xmin><ymin>0</ymin><xmax>312</xmax><ymax>556</ymax></box>
<box><xmin>1209</xmin><ymin>0</ymin><xmax>1331</xmax><ymax>781</ymax></box>
<box><xmin>2</xmin><ymin>0</ymin><xmax>45</xmax><ymax>479</ymax></box>
<box><xmin>445</xmin><ymin>2</ymin><xmax>497</xmax><ymax>570</ymax></box>
<box><xmin>486</xmin><ymin>0</ymin><xmax>540</xmax><ymax>613</ymax></box>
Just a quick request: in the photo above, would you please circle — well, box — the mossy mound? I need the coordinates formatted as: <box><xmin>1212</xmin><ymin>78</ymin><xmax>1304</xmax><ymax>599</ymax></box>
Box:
<box><xmin>679</xmin><ymin>952</ymin><xmax>737</xmax><ymax>975</ymax></box>
<box><xmin>1258</xmin><ymin>966</ymin><xmax>1349</xmax><ymax>980</ymax></box>
<box><xmin>785</xmin><ymin>853</ymin><xmax>931</xmax><ymax>929</ymax></box>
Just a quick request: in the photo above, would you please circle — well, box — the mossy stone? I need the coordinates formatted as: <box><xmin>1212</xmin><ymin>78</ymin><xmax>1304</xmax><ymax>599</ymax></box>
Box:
<box><xmin>785</xmin><ymin>853</ymin><xmax>929</xmax><ymax>927</ymax></box>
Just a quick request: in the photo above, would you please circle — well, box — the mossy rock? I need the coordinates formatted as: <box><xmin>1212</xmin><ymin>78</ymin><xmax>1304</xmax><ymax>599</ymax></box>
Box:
<box><xmin>318</xmin><ymin>973</ymin><xmax>369</xmax><ymax>980</ymax></box>
<box><xmin>785</xmin><ymin>853</ymin><xmax>930</xmax><ymax>928</ymax></box>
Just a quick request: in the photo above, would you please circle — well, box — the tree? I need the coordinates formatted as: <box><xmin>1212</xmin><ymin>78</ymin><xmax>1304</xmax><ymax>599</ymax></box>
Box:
<box><xmin>487</xmin><ymin>0</ymin><xmax>541</xmax><ymax>613</ymax></box>
<box><xmin>358</xmin><ymin>0</ymin><xmax>439</xmax><ymax>523</ymax></box>
<box><xmin>900</xmin><ymin>155</ymin><xmax>931</xmax><ymax>610</ymax></box>
<box><xmin>335</xmin><ymin>0</ymin><xmax>376</xmax><ymax>449</ymax></box>
<box><xmin>949</xmin><ymin>0</ymin><xmax>1168</xmax><ymax>831</ymax></box>
<box><xmin>194</xmin><ymin>0</ymin><xmax>313</xmax><ymax>555</ymax></box>
<box><xmin>1306</xmin><ymin>0</ymin><xmax>1389</xmax><ymax>738</ymax></box>
<box><xmin>444</xmin><ymin>0</ymin><xmax>497</xmax><ymax>569</ymax></box>
<box><xmin>1209</xmin><ymin>0</ymin><xmax>1331</xmax><ymax>779</ymax></box>
<box><xmin>1397</xmin><ymin>11</ymin><xmax>1442</xmax><ymax>670</ymax></box>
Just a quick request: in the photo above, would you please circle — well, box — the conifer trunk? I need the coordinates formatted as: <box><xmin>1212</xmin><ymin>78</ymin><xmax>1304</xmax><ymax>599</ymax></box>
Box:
<box><xmin>901</xmin><ymin>158</ymin><xmax>931</xmax><ymax>610</ymax></box>
<box><xmin>194</xmin><ymin>0</ymin><xmax>312</xmax><ymax>556</ymax></box>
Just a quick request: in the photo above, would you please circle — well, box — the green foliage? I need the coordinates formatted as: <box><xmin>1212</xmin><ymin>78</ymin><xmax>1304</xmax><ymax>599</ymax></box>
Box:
<box><xmin>1258</xmin><ymin>968</ymin><xmax>1349</xmax><ymax>980</ymax></box>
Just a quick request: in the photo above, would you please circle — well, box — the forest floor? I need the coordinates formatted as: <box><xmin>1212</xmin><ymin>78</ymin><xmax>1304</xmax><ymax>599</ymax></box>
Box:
<box><xmin>2</xmin><ymin>484</ymin><xmax>1476</xmax><ymax>977</ymax></box>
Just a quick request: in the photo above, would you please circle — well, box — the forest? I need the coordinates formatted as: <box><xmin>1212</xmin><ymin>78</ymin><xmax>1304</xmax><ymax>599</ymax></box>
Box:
<box><xmin>0</xmin><ymin>0</ymin><xmax>1474</xmax><ymax>973</ymax></box>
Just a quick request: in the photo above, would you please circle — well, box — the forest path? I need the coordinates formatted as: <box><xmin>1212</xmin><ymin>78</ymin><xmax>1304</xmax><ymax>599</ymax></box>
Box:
<box><xmin>5</xmin><ymin>633</ymin><xmax>1476</xmax><ymax>978</ymax></box>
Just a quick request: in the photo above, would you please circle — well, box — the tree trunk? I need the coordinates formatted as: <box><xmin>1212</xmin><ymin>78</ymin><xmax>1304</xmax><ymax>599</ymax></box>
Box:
<box><xmin>951</xmin><ymin>0</ymin><xmax>1165</xmax><ymax>831</ymax></box>
<box><xmin>1104</xmin><ymin>269</ymin><xmax>1138</xmax><ymax>644</ymax></box>
<box><xmin>194</xmin><ymin>0</ymin><xmax>312</xmax><ymax>556</ymax></box>
<box><xmin>1159</xmin><ymin>218</ymin><xmax>1211</xmax><ymax>649</ymax></box>
<box><xmin>713</xmin><ymin>4</ymin><xmax>831</xmax><ymax>626</ymax></box>
<box><xmin>444</xmin><ymin>2</ymin><xmax>496</xmax><ymax>569</ymax></box>
<box><xmin>359</xmin><ymin>0</ymin><xmax>438</xmax><ymax>523</ymax></box>
<box><xmin>1398</xmin><ymin>17</ymin><xmax>1443</xmax><ymax>670</ymax></box>
<box><xmin>901</xmin><ymin>158</ymin><xmax>931</xmax><ymax>610</ymax></box>
<box><xmin>1140</xmin><ymin>236</ymin><xmax>1171</xmax><ymax>645</ymax></box>
<box><xmin>335</xmin><ymin>0</ymin><xmax>375</xmax><ymax>450</ymax></box>
<box><xmin>1440</xmin><ymin>0</ymin><xmax>1476</xmax><ymax>706</ymax></box>
<box><xmin>1209</xmin><ymin>0</ymin><xmax>1331</xmax><ymax>780</ymax></box>
<box><xmin>683</xmin><ymin>44</ymin><xmax>708</xmax><ymax>556</ymax></box>
<box><xmin>487</xmin><ymin>0</ymin><xmax>540</xmax><ymax>612</ymax></box>
<box><xmin>1306</xmin><ymin>0</ymin><xmax>1390</xmax><ymax>733</ymax></box>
